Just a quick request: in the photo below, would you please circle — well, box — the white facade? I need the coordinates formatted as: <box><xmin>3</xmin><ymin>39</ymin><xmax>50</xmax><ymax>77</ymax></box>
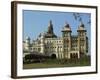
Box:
<box><xmin>23</xmin><ymin>21</ymin><xmax>88</xmax><ymax>59</ymax></box>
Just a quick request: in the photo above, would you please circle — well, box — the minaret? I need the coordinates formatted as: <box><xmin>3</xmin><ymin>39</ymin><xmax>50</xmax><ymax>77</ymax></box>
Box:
<box><xmin>77</xmin><ymin>22</ymin><xmax>87</xmax><ymax>57</ymax></box>
<box><xmin>62</xmin><ymin>22</ymin><xmax>72</xmax><ymax>59</ymax></box>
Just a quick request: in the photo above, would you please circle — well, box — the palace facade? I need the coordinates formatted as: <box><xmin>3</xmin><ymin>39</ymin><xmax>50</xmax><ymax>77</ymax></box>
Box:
<box><xmin>23</xmin><ymin>20</ymin><xmax>88</xmax><ymax>59</ymax></box>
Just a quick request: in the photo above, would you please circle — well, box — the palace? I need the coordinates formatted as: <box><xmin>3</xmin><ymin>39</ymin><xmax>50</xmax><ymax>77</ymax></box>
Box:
<box><xmin>23</xmin><ymin>20</ymin><xmax>88</xmax><ymax>59</ymax></box>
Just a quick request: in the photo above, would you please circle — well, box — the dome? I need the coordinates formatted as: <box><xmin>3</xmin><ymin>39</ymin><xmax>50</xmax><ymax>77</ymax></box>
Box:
<box><xmin>77</xmin><ymin>22</ymin><xmax>86</xmax><ymax>31</ymax></box>
<box><xmin>62</xmin><ymin>22</ymin><xmax>71</xmax><ymax>32</ymax></box>
<box><xmin>26</xmin><ymin>36</ymin><xmax>30</xmax><ymax>40</ymax></box>
<box><xmin>79</xmin><ymin>22</ymin><xmax>85</xmax><ymax>27</ymax></box>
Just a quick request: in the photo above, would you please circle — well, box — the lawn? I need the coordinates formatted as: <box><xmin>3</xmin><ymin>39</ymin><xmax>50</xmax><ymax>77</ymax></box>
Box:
<box><xmin>23</xmin><ymin>56</ymin><xmax>91</xmax><ymax>69</ymax></box>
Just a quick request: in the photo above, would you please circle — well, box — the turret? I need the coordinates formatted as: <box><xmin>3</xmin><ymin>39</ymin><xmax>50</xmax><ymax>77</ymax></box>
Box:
<box><xmin>25</xmin><ymin>36</ymin><xmax>30</xmax><ymax>44</ymax></box>
<box><xmin>62</xmin><ymin>22</ymin><xmax>72</xmax><ymax>37</ymax></box>
<box><xmin>77</xmin><ymin>22</ymin><xmax>87</xmax><ymax>56</ymax></box>
<box><xmin>61</xmin><ymin>22</ymin><xmax>72</xmax><ymax>59</ymax></box>
<box><xmin>40</xmin><ymin>33</ymin><xmax>45</xmax><ymax>53</ymax></box>
<box><xmin>24</xmin><ymin>36</ymin><xmax>30</xmax><ymax>51</ymax></box>
<box><xmin>77</xmin><ymin>22</ymin><xmax>86</xmax><ymax>36</ymax></box>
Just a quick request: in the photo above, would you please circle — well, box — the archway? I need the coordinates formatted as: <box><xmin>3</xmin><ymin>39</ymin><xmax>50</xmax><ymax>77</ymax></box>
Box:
<box><xmin>51</xmin><ymin>54</ymin><xmax>56</xmax><ymax>59</ymax></box>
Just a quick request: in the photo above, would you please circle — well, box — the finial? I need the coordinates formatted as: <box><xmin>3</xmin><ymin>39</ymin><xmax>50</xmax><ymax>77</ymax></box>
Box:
<box><xmin>50</xmin><ymin>20</ymin><xmax>52</xmax><ymax>24</ymax></box>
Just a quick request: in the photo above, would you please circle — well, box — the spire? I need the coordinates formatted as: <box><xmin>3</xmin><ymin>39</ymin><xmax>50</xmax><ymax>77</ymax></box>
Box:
<box><xmin>47</xmin><ymin>20</ymin><xmax>53</xmax><ymax>34</ymax></box>
<box><xmin>48</xmin><ymin>20</ymin><xmax>53</xmax><ymax>27</ymax></box>
<box><xmin>44</xmin><ymin>20</ymin><xmax>57</xmax><ymax>38</ymax></box>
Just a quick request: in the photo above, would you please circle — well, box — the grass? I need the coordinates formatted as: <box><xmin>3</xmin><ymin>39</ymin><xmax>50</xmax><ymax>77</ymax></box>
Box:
<box><xmin>23</xmin><ymin>56</ymin><xmax>90</xmax><ymax>69</ymax></box>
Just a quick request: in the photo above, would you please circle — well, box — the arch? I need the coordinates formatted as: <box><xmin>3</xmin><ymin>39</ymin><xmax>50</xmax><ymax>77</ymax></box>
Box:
<box><xmin>51</xmin><ymin>54</ymin><xmax>56</xmax><ymax>59</ymax></box>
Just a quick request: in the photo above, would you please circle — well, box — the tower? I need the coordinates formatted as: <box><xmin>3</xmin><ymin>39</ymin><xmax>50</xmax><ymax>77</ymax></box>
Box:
<box><xmin>40</xmin><ymin>33</ymin><xmax>45</xmax><ymax>54</ymax></box>
<box><xmin>44</xmin><ymin>20</ymin><xmax>57</xmax><ymax>38</ymax></box>
<box><xmin>24</xmin><ymin>36</ymin><xmax>30</xmax><ymax>52</ymax></box>
<box><xmin>62</xmin><ymin>22</ymin><xmax>72</xmax><ymax>58</ymax></box>
<box><xmin>77</xmin><ymin>22</ymin><xmax>87</xmax><ymax>57</ymax></box>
